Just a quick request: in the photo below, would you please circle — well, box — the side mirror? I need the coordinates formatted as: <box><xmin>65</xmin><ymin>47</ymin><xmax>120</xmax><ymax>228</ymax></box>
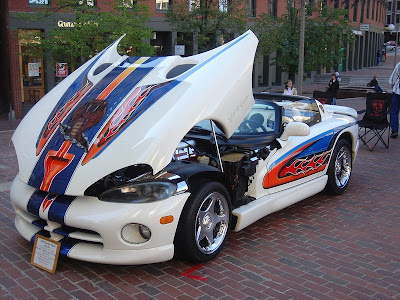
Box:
<box><xmin>280</xmin><ymin>122</ymin><xmax>310</xmax><ymax>141</ymax></box>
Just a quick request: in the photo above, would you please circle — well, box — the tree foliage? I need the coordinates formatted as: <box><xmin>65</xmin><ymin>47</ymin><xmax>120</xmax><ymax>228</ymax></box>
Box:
<box><xmin>18</xmin><ymin>0</ymin><xmax>154</xmax><ymax>68</ymax></box>
<box><xmin>254</xmin><ymin>3</ymin><xmax>354</xmax><ymax>78</ymax></box>
<box><xmin>165</xmin><ymin>0</ymin><xmax>247</xmax><ymax>53</ymax></box>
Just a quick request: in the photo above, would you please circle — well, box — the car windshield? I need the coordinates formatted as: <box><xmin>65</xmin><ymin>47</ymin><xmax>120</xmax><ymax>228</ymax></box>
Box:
<box><xmin>192</xmin><ymin>96</ymin><xmax>321</xmax><ymax>137</ymax></box>
<box><xmin>273</xmin><ymin>98</ymin><xmax>321</xmax><ymax>127</ymax></box>
<box><xmin>192</xmin><ymin>100</ymin><xmax>278</xmax><ymax>137</ymax></box>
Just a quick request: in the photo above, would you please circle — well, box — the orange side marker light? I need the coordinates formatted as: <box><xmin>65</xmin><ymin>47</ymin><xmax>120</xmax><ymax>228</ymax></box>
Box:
<box><xmin>160</xmin><ymin>216</ymin><xmax>174</xmax><ymax>224</ymax></box>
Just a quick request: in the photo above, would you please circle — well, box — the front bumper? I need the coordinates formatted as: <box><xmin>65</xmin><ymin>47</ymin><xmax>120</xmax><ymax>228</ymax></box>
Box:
<box><xmin>11</xmin><ymin>176</ymin><xmax>190</xmax><ymax>265</ymax></box>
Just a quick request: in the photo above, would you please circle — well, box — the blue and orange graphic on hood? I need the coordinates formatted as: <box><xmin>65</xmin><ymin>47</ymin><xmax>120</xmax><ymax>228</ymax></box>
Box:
<box><xmin>29</xmin><ymin>55</ymin><xmax>179</xmax><ymax>194</ymax></box>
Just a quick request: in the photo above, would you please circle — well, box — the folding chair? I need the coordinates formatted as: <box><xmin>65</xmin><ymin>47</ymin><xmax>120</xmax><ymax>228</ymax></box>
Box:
<box><xmin>313</xmin><ymin>90</ymin><xmax>332</xmax><ymax>104</ymax></box>
<box><xmin>358</xmin><ymin>93</ymin><xmax>391</xmax><ymax>151</ymax></box>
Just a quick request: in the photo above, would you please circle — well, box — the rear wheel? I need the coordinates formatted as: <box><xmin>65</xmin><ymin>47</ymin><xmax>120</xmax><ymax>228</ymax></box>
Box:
<box><xmin>325</xmin><ymin>139</ymin><xmax>352</xmax><ymax>195</ymax></box>
<box><xmin>174</xmin><ymin>181</ymin><xmax>231</xmax><ymax>263</ymax></box>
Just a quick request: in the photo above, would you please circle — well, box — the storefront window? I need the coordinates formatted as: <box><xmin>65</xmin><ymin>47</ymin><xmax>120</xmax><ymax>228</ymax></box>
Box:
<box><xmin>18</xmin><ymin>29</ymin><xmax>45</xmax><ymax>104</ymax></box>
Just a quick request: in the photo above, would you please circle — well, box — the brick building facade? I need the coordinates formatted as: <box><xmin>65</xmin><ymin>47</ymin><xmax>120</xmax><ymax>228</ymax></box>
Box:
<box><xmin>2</xmin><ymin>0</ymin><xmax>387</xmax><ymax>119</ymax></box>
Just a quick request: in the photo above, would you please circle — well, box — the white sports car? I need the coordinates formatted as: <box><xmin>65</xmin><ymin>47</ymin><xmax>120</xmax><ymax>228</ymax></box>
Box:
<box><xmin>10</xmin><ymin>31</ymin><xmax>359</xmax><ymax>265</ymax></box>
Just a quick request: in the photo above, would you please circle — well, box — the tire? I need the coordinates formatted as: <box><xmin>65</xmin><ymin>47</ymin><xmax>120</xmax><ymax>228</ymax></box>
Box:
<box><xmin>325</xmin><ymin>139</ymin><xmax>352</xmax><ymax>195</ymax></box>
<box><xmin>174</xmin><ymin>181</ymin><xmax>231</xmax><ymax>263</ymax></box>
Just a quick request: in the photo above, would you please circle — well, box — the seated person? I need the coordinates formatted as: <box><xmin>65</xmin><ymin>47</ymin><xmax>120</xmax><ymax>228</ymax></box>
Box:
<box><xmin>367</xmin><ymin>75</ymin><xmax>384</xmax><ymax>93</ymax></box>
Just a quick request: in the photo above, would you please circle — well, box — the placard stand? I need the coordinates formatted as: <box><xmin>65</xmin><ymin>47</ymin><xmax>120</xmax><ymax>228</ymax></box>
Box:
<box><xmin>30</xmin><ymin>235</ymin><xmax>61</xmax><ymax>274</ymax></box>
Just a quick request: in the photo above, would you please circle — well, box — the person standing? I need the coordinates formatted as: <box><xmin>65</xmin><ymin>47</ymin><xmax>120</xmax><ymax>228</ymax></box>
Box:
<box><xmin>283</xmin><ymin>79</ymin><xmax>298</xmax><ymax>95</ymax></box>
<box><xmin>327</xmin><ymin>73</ymin><xmax>339</xmax><ymax>105</ymax></box>
<box><xmin>377</xmin><ymin>50</ymin><xmax>381</xmax><ymax>65</ymax></box>
<box><xmin>389</xmin><ymin>62</ymin><xmax>400</xmax><ymax>138</ymax></box>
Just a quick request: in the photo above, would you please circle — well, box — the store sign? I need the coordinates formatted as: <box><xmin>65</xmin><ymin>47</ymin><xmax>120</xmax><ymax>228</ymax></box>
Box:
<box><xmin>28</xmin><ymin>63</ymin><xmax>40</xmax><ymax>77</ymax></box>
<box><xmin>56</xmin><ymin>63</ymin><xmax>68</xmax><ymax>77</ymax></box>
<box><xmin>175</xmin><ymin>45</ymin><xmax>185</xmax><ymax>55</ymax></box>
<box><xmin>29</xmin><ymin>0</ymin><xmax>50</xmax><ymax>4</ymax></box>
<box><xmin>360</xmin><ymin>24</ymin><xmax>370</xmax><ymax>31</ymax></box>
<box><xmin>58</xmin><ymin>20</ymin><xmax>75</xmax><ymax>28</ymax></box>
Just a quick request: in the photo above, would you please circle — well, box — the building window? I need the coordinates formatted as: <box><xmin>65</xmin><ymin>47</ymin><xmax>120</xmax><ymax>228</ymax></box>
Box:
<box><xmin>78</xmin><ymin>0</ymin><xmax>96</xmax><ymax>6</ymax></box>
<box><xmin>28</xmin><ymin>0</ymin><xmax>50</xmax><ymax>4</ymax></box>
<box><xmin>366</xmin><ymin>0</ymin><xmax>370</xmax><ymax>19</ymax></box>
<box><xmin>387</xmin><ymin>14</ymin><xmax>392</xmax><ymax>24</ymax></box>
<box><xmin>189</xmin><ymin>0</ymin><xmax>200</xmax><ymax>11</ymax></box>
<box><xmin>334</xmin><ymin>0</ymin><xmax>339</xmax><ymax>9</ymax></box>
<box><xmin>372</xmin><ymin>0</ymin><xmax>375</xmax><ymax>19</ymax></box>
<box><xmin>18</xmin><ymin>29</ymin><xmax>45</xmax><ymax>104</ymax></box>
<box><xmin>388</xmin><ymin>1</ymin><xmax>392</xmax><ymax>11</ymax></box>
<box><xmin>360</xmin><ymin>0</ymin><xmax>365</xmax><ymax>22</ymax></box>
<box><xmin>268</xmin><ymin>0</ymin><xmax>277</xmax><ymax>16</ymax></box>
<box><xmin>246</xmin><ymin>0</ymin><xmax>256</xmax><ymax>17</ymax></box>
<box><xmin>396</xmin><ymin>14</ymin><xmax>400</xmax><ymax>23</ymax></box>
<box><xmin>306</xmin><ymin>0</ymin><xmax>313</xmax><ymax>16</ymax></box>
<box><xmin>219</xmin><ymin>0</ymin><xmax>228</xmax><ymax>12</ymax></box>
<box><xmin>120</xmin><ymin>0</ymin><xmax>136</xmax><ymax>8</ymax></box>
<box><xmin>353</xmin><ymin>1</ymin><xmax>358</xmax><ymax>22</ymax></box>
<box><xmin>156</xmin><ymin>0</ymin><xmax>170</xmax><ymax>10</ymax></box>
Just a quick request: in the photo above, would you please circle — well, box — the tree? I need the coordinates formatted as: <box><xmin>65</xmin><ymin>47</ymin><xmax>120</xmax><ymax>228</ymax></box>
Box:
<box><xmin>165</xmin><ymin>0</ymin><xmax>247</xmax><ymax>53</ymax></box>
<box><xmin>254</xmin><ymin>2</ymin><xmax>354</xmax><ymax>80</ymax></box>
<box><xmin>17</xmin><ymin>0</ymin><xmax>155</xmax><ymax>69</ymax></box>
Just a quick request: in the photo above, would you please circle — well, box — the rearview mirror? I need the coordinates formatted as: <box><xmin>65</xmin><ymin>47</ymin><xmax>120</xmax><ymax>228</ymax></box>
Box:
<box><xmin>280</xmin><ymin>122</ymin><xmax>310</xmax><ymax>141</ymax></box>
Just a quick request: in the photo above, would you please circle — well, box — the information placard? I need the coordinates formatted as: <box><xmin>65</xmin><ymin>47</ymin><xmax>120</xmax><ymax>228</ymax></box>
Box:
<box><xmin>175</xmin><ymin>45</ymin><xmax>185</xmax><ymax>55</ymax></box>
<box><xmin>30</xmin><ymin>235</ymin><xmax>61</xmax><ymax>274</ymax></box>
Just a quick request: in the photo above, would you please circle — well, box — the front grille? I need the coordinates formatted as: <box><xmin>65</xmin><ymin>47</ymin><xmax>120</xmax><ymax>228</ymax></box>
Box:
<box><xmin>18</xmin><ymin>209</ymin><xmax>103</xmax><ymax>244</ymax></box>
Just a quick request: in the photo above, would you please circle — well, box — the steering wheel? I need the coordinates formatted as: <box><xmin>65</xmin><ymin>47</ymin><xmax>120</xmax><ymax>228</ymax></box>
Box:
<box><xmin>239</xmin><ymin>119</ymin><xmax>267</xmax><ymax>133</ymax></box>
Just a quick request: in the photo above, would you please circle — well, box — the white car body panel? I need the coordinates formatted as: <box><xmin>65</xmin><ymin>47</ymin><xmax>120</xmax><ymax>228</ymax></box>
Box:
<box><xmin>233</xmin><ymin>175</ymin><xmax>328</xmax><ymax>231</ymax></box>
<box><xmin>323</xmin><ymin>105</ymin><xmax>358</xmax><ymax>118</ymax></box>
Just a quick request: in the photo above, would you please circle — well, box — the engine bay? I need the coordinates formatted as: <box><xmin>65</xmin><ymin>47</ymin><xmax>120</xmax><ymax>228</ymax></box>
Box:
<box><xmin>172</xmin><ymin>133</ymin><xmax>273</xmax><ymax>208</ymax></box>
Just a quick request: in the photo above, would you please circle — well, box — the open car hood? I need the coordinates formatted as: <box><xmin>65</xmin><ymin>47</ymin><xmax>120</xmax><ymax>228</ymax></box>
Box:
<box><xmin>12</xmin><ymin>31</ymin><xmax>258</xmax><ymax>195</ymax></box>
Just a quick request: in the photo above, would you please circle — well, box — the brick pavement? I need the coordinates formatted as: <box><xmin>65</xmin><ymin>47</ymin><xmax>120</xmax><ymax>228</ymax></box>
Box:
<box><xmin>1</xmin><ymin>58</ymin><xmax>400</xmax><ymax>299</ymax></box>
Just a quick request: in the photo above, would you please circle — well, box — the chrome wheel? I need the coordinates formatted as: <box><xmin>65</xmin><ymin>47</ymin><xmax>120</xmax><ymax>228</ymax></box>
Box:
<box><xmin>334</xmin><ymin>145</ymin><xmax>351</xmax><ymax>188</ymax></box>
<box><xmin>174</xmin><ymin>181</ymin><xmax>231</xmax><ymax>262</ymax></box>
<box><xmin>195</xmin><ymin>191</ymin><xmax>229</xmax><ymax>254</ymax></box>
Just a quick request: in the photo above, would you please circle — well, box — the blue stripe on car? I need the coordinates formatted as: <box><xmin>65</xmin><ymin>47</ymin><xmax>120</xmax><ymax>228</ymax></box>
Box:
<box><xmin>59</xmin><ymin>238</ymin><xmax>79</xmax><ymax>256</ymax></box>
<box><xmin>27</xmin><ymin>190</ymin><xmax>51</xmax><ymax>216</ymax></box>
<box><xmin>26</xmin><ymin>190</ymin><xmax>76</xmax><ymax>224</ymax></box>
<box><xmin>47</xmin><ymin>195</ymin><xmax>76</xmax><ymax>224</ymax></box>
<box><xmin>271</xmin><ymin>123</ymin><xmax>356</xmax><ymax>168</ymax></box>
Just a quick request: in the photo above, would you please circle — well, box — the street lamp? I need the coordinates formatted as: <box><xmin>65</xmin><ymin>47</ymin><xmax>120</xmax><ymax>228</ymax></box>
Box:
<box><xmin>388</xmin><ymin>24</ymin><xmax>398</xmax><ymax>68</ymax></box>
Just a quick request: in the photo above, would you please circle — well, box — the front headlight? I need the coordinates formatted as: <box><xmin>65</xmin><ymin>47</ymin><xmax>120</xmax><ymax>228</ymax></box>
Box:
<box><xmin>99</xmin><ymin>181</ymin><xmax>177</xmax><ymax>203</ymax></box>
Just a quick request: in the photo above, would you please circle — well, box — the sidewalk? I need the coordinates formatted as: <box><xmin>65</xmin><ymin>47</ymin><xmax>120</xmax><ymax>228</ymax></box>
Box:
<box><xmin>0</xmin><ymin>52</ymin><xmax>397</xmax><ymax>132</ymax></box>
<box><xmin>258</xmin><ymin>51</ymin><xmax>397</xmax><ymax>96</ymax></box>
